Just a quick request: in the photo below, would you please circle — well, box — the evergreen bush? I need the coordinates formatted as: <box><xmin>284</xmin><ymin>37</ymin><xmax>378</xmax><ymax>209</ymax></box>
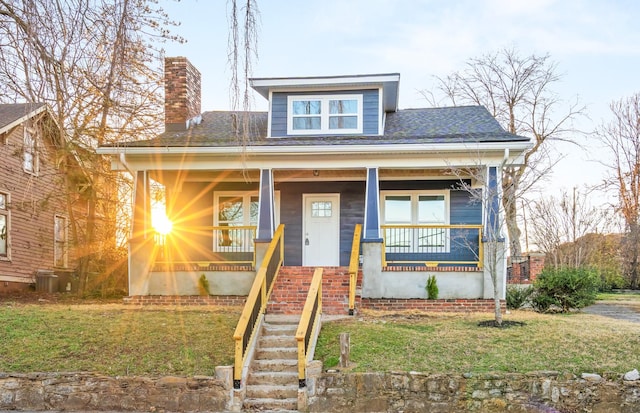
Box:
<box><xmin>506</xmin><ymin>285</ymin><xmax>533</xmax><ymax>309</ymax></box>
<box><xmin>531</xmin><ymin>267</ymin><xmax>600</xmax><ymax>313</ymax></box>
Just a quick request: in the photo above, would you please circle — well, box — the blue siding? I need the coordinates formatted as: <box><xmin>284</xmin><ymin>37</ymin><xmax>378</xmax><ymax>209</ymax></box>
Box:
<box><xmin>277</xmin><ymin>181</ymin><xmax>366</xmax><ymax>266</ymax></box>
<box><xmin>270</xmin><ymin>90</ymin><xmax>379</xmax><ymax>137</ymax></box>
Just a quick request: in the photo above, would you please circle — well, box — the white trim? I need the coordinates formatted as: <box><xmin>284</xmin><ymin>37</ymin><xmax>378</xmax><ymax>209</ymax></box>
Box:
<box><xmin>267</xmin><ymin>90</ymin><xmax>273</xmax><ymax>138</ymax></box>
<box><xmin>0</xmin><ymin>275</ymin><xmax>33</xmax><ymax>284</ymax></box>
<box><xmin>0</xmin><ymin>104</ymin><xmax>48</xmax><ymax>136</ymax></box>
<box><xmin>97</xmin><ymin>141</ymin><xmax>532</xmax><ymax>156</ymax></box>
<box><xmin>0</xmin><ymin>191</ymin><xmax>10</xmax><ymax>261</ymax></box>
<box><xmin>380</xmin><ymin>190</ymin><xmax>451</xmax><ymax>252</ymax></box>
<box><xmin>302</xmin><ymin>193</ymin><xmax>341</xmax><ymax>266</ymax></box>
<box><xmin>54</xmin><ymin>214</ymin><xmax>68</xmax><ymax>268</ymax></box>
<box><xmin>286</xmin><ymin>94</ymin><xmax>363</xmax><ymax>135</ymax></box>
<box><xmin>213</xmin><ymin>190</ymin><xmax>281</xmax><ymax>252</ymax></box>
<box><xmin>23</xmin><ymin>125</ymin><xmax>39</xmax><ymax>176</ymax></box>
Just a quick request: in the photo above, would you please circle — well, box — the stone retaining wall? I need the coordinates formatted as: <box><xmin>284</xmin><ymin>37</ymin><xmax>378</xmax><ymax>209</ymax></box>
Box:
<box><xmin>3</xmin><ymin>369</ymin><xmax>639</xmax><ymax>412</ymax></box>
<box><xmin>0</xmin><ymin>369</ymin><xmax>232</xmax><ymax>412</ymax></box>
<box><xmin>307</xmin><ymin>370</ymin><xmax>640</xmax><ymax>413</ymax></box>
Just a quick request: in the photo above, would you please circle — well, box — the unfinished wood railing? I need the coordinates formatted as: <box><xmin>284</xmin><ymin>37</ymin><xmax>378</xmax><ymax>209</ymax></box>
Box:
<box><xmin>295</xmin><ymin>267</ymin><xmax>323</xmax><ymax>388</ymax></box>
<box><xmin>348</xmin><ymin>224</ymin><xmax>362</xmax><ymax>315</ymax></box>
<box><xmin>232</xmin><ymin>224</ymin><xmax>284</xmax><ymax>389</ymax></box>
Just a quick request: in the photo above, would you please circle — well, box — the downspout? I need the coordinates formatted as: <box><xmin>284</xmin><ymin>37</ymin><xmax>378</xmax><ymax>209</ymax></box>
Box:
<box><xmin>119</xmin><ymin>152</ymin><xmax>135</xmax><ymax>175</ymax></box>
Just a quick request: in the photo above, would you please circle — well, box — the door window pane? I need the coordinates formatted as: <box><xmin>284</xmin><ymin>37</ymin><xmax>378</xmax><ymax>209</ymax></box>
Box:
<box><xmin>311</xmin><ymin>201</ymin><xmax>332</xmax><ymax>217</ymax></box>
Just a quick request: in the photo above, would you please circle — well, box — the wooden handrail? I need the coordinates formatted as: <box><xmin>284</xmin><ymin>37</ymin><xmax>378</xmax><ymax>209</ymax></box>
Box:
<box><xmin>295</xmin><ymin>267</ymin><xmax>323</xmax><ymax>388</ymax></box>
<box><xmin>348</xmin><ymin>224</ymin><xmax>362</xmax><ymax>315</ymax></box>
<box><xmin>232</xmin><ymin>224</ymin><xmax>284</xmax><ymax>389</ymax></box>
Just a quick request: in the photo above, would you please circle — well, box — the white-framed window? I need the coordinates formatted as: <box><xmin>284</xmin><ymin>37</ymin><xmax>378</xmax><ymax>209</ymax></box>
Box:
<box><xmin>381</xmin><ymin>190</ymin><xmax>450</xmax><ymax>252</ymax></box>
<box><xmin>23</xmin><ymin>126</ymin><xmax>39</xmax><ymax>174</ymax></box>
<box><xmin>54</xmin><ymin>215</ymin><xmax>68</xmax><ymax>268</ymax></box>
<box><xmin>0</xmin><ymin>192</ymin><xmax>9</xmax><ymax>260</ymax></box>
<box><xmin>213</xmin><ymin>191</ymin><xmax>280</xmax><ymax>251</ymax></box>
<box><xmin>287</xmin><ymin>94</ymin><xmax>363</xmax><ymax>135</ymax></box>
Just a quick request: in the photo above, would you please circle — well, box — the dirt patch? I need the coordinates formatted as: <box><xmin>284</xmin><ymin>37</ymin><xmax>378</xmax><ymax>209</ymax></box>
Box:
<box><xmin>477</xmin><ymin>320</ymin><xmax>526</xmax><ymax>328</ymax></box>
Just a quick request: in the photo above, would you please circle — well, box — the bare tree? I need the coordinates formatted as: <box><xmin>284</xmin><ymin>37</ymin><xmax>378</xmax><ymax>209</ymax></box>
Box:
<box><xmin>595</xmin><ymin>92</ymin><xmax>640</xmax><ymax>289</ymax></box>
<box><xmin>527</xmin><ymin>188</ymin><xmax>611</xmax><ymax>269</ymax></box>
<box><xmin>228</xmin><ymin>0</ymin><xmax>259</xmax><ymax>150</ymax></box>
<box><xmin>0</xmin><ymin>0</ymin><xmax>181</xmax><ymax>293</ymax></box>
<box><xmin>448</xmin><ymin>163</ymin><xmax>509</xmax><ymax>326</ymax></box>
<box><xmin>424</xmin><ymin>48</ymin><xmax>584</xmax><ymax>257</ymax></box>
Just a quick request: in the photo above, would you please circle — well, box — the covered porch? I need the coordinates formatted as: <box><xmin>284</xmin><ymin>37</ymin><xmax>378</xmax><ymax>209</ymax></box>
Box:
<box><xmin>126</xmin><ymin>163</ymin><xmax>502</xmax><ymax>302</ymax></box>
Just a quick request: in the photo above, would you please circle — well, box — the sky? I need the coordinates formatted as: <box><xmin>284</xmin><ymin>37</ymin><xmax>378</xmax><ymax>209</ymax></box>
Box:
<box><xmin>157</xmin><ymin>0</ymin><xmax>640</xmax><ymax>200</ymax></box>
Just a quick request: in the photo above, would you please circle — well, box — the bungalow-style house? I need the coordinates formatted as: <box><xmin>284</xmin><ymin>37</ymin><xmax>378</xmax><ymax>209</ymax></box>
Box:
<box><xmin>98</xmin><ymin>57</ymin><xmax>531</xmax><ymax>312</ymax></box>
<box><xmin>0</xmin><ymin>103</ymin><xmax>80</xmax><ymax>293</ymax></box>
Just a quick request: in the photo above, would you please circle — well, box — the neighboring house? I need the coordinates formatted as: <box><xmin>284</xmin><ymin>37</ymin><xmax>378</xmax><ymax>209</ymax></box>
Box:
<box><xmin>0</xmin><ymin>103</ymin><xmax>83</xmax><ymax>293</ymax></box>
<box><xmin>98</xmin><ymin>57</ymin><xmax>531</xmax><ymax>312</ymax></box>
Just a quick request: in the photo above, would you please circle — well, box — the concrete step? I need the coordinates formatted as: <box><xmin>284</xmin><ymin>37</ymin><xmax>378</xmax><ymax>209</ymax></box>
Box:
<box><xmin>262</xmin><ymin>323</ymin><xmax>298</xmax><ymax>336</ymax></box>
<box><xmin>252</xmin><ymin>358</ymin><xmax>298</xmax><ymax>373</ymax></box>
<box><xmin>256</xmin><ymin>346</ymin><xmax>298</xmax><ymax>360</ymax></box>
<box><xmin>246</xmin><ymin>383</ymin><xmax>298</xmax><ymax>399</ymax></box>
<box><xmin>243</xmin><ymin>397</ymin><xmax>298</xmax><ymax>411</ymax></box>
<box><xmin>247</xmin><ymin>371</ymin><xmax>299</xmax><ymax>386</ymax></box>
<box><xmin>264</xmin><ymin>314</ymin><xmax>301</xmax><ymax>324</ymax></box>
<box><xmin>259</xmin><ymin>335</ymin><xmax>297</xmax><ymax>348</ymax></box>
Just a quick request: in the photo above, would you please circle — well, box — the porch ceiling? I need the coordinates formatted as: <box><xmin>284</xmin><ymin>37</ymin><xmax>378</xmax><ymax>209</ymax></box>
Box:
<box><xmin>150</xmin><ymin>168</ymin><xmax>476</xmax><ymax>184</ymax></box>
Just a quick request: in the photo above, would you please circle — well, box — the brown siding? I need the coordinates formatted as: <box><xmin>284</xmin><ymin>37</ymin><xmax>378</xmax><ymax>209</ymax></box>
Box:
<box><xmin>0</xmin><ymin>121</ymin><xmax>70</xmax><ymax>288</ymax></box>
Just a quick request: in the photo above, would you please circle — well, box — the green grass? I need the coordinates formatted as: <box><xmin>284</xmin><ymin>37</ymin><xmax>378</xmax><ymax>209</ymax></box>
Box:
<box><xmin>2</xmin><ymin>299</ymin><xmax>640</xmax><ymax>377</ymax></box>
<box><xmin>0</xmin><ymin>303</ymin><xmax>240</xmax><ymax>376</ymax></box>
<box><xmin>315</xmin><ymin>310</ymin><xmax>640</xmax><ymax>374</ymax></box>
<box><xmin>597</xmin><ymin>292</ymin><xmax>640</xmax><ymax>302</ymax></box>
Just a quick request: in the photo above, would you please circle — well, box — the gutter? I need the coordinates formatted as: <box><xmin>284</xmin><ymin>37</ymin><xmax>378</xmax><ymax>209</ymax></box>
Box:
<box><xmin>97</xmin><ymin>141</ymin><xmax>533</xmax><ymax>157</ymax></box>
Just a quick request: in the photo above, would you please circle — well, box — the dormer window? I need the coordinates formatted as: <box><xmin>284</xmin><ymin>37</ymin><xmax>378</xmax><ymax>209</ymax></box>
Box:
<box><xmin>287</xmin><ymin>94</ymin><xmax>363</xmax><ymax>135</ymax></box>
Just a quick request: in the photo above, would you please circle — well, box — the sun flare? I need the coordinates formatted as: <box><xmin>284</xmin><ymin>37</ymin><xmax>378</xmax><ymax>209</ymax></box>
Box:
<box><xmin>152</xmin><ymin>210</ymin><xmax>173</xmax><ymax>235</ymax></box>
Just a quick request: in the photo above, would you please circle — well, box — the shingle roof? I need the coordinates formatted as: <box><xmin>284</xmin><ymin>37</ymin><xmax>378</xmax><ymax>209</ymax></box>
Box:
<box><xmin>0</xmin><ymin>103</ymin><xmax>46</xmax><ymax>131</ymax></box>
<box><xmin>106</xmin><ymin>105</ymin><xmax>528</xmax><ymax>148</ymax></box>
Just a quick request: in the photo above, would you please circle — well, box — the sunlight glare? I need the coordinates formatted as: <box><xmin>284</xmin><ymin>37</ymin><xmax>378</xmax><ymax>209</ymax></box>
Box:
<box><xmin>152</xmin><ymin>210</ymin><xmax>173</xmax><ymax>235</ymax></box>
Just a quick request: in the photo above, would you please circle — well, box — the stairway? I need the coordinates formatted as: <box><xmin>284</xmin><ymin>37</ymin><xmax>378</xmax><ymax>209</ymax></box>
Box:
<box><xmin>243</xmin><ymin>314</ymin><xmax>300</xmax><ymax>412</ymax></box>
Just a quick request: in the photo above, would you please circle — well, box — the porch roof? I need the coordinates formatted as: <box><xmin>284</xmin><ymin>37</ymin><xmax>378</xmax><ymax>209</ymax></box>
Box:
<box><xmin>101</xmin><ymin>106</ymin><xmax>529</xmax><ymax>149</ymax></box>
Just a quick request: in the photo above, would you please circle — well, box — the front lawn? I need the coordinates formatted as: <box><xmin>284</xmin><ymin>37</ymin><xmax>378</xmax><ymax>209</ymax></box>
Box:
<box><xmin>315</xmin><ymin>309</ymin><xmax>640</xmax><ymax>375</ymax></box>
<box><xmin>2</xmin><ymin>301</ymin><xmax>640</xmax><ymax>376</ymax></box>
<box><xmin>0</xmin><ymin>303</ymin><xmax>241</xmax><ymax>376</ymax></box>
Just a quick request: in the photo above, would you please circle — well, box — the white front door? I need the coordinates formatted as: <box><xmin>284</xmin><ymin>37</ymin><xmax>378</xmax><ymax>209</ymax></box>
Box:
<box><xmin>303</xmin><ymin>194</ymin><xmax>340</xmax><ymax>266</ymax></box>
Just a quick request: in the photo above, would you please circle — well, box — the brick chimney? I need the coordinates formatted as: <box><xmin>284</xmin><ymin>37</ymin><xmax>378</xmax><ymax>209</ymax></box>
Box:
<box><xmin>164</xmin><ymin>57</ymin><xmax>202</xmax><ymax>131</ymax></box>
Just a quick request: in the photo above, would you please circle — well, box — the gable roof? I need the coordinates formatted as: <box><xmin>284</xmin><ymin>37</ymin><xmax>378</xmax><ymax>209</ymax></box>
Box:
<box><xmin>251</xmin><ymin>73</ymin><xmax>401</xmax><ymax>112</ymax></box>
<box><xmin>0</xmin><ymin>103</ymin><xmax>48</xmax><ymax>134</ymax></box>
<box><xmin>102</xmin><ymin>105</ymin><xmax>528</xmax><ymax>149</ymax></box>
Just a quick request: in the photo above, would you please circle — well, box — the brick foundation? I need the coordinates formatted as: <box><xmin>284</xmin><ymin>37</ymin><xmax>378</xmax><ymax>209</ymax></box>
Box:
<box><xmin>123</xmin><ymin>295</ymin><xmax>246</xmax><ymax>307</ymax></box>
<box><xmin>361</xmin><ymin>298</ymin><xmax>505</xmax><ymax>312</ymax></box>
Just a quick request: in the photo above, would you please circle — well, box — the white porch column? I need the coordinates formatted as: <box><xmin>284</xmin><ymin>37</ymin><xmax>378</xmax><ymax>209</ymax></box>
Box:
<box><xmin>129</xmin><ymin>170</ymin><xmax>155</xmax><ymax>296</ymax></box>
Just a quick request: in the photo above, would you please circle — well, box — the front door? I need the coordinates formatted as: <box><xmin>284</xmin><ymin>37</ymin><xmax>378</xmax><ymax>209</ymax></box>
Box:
<box><xmin>303</xmin><ymin>194</ymin><xmax>340</xmax><ymax>266</ymax></box>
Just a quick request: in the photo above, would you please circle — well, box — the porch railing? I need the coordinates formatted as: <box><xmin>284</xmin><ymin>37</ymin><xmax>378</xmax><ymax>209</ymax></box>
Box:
<box><xmin>348</xmin><ymin>224</ymin><xmax>362</xmax><ymax>315</ymax></box>
<box><xmin>154</xmin><ymin>225</ymin><xmax>257</xmax><ymax>268</ymax></box>
<box><xmin>232</xmin><ymin>224</ymin><xmax>284</xmax><ymax>389</ymax></box>
<box><xmin>381</xmin><ymin>224</ymin><xmax>483</xmax><ymax>267</ymax></box>
<box><xmin>295</xmin><ymin>267</ymin><xmax>323</xmax><ymax>388</ymax></box>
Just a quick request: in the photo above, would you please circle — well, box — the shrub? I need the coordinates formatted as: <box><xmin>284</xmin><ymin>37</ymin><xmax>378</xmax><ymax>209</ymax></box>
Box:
<box><xmin>531</xmin><ymin>267</ymin><xmax>600</xmax><ymax>313</ymax></box>
<box><xmin>426</xmin><ymin>275</ymin><xmax>438</xmax><ymax>299</ymax></box>
<box><xmin>198</xmin><ymin>274</ymin><xmax>210</xmax><ymax>296</ymax></box>
<box><xmin>506</xmin><ymin>285</ymin><xmax>533</xmax><ymax>309</ymax></box>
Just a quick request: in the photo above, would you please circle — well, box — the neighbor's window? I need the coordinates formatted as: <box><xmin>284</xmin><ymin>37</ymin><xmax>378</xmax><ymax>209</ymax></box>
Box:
<box><xmin>381</xmin><ymin>191</ymin><xmax>449</xmax><ymax>251</ymax></box>
<box><xmin>23</xmin><ymin>127</ymin><xmax>39</xmax><ymax>174</ymax></box>
<box><xmin>54</xmin><ymin>215</ymin><xmax>67</xmax><ymax>267</ymax></box>
<box><xmin>0</xmin><ymin>192</ymin><xmax>9</xmax><ymax>259</ymax></box>
<box><xmin>288</xmin><ymin>94</ymin><xmax>362</xmax><ymax>135</ymax></box>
